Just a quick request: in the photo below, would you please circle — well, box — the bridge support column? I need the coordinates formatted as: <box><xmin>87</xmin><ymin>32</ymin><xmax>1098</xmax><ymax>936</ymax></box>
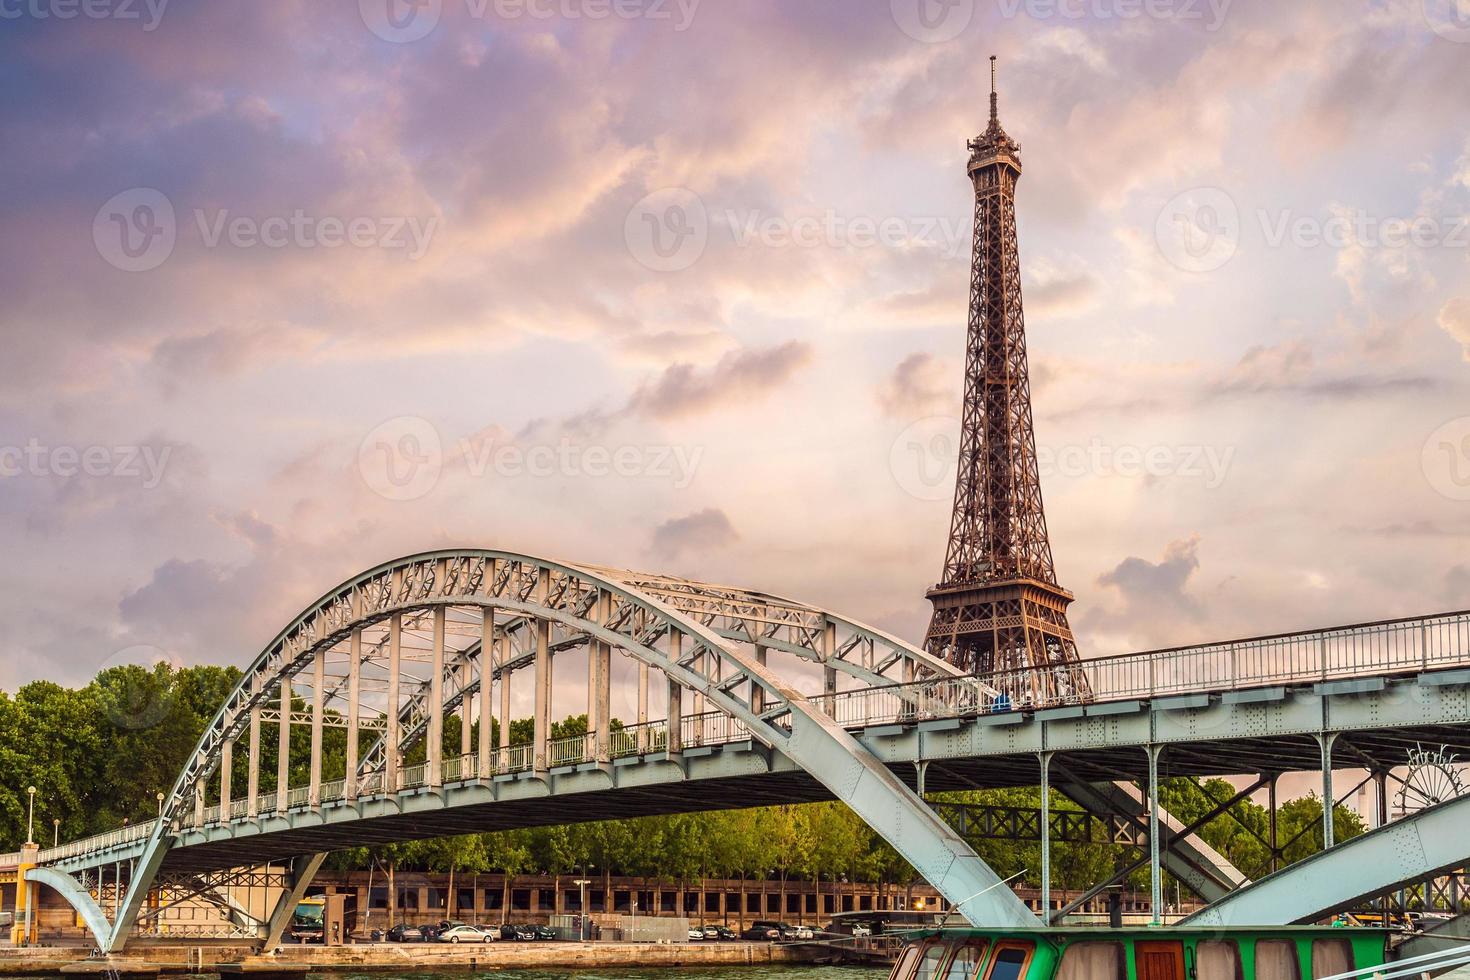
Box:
<box><xmin>247</xmin><ymin>675</ymin><xmax>261</xmax><ymax>818</ymax></box>
<box><xmin>1147</xmin><ymin>744</ymin><xmax>1163</xmax><ymax>925</ymax></box>
<box><xmin>1039</xmin><ymin>751</ymin><xmax>1053</xmax><ymax>924</ymax></box>
<box><xmin>478</xmin><ymin>609</ymin><xmax>494</xmax><ymax>779</ymax></box>
<box><xmin>460</xmin><ymin>657</ymin><xmax>473</xmax><ymax>761</ymax></box>
<box><xmin>666</xmin><ymin>631</ymin><xmax>682</xmax><ymax>754</ymax></box>
<box><xmin>277</xmin><ymin>678</ymin><xmax>290</xmax><ymax>813</ymax></box>
<box><xmin>533</xmin><ymin>568</ymin><xmax>551</xmax><ymax>773</ymax></box>
<box><xmin>429</xmin><ymin>606</ymin><xmax>445</xmax><ymax>788</ymax></box>
<box><xmin>637</xmin><ymin>660</ymin><xmax>650</xmax><ymax>751</ymax></box>
<box><xmin>751</xmin><ymin>645</ymin><xmax>766</xmax><ymax>715</ymax></box>
<box><xmin>10</xmin><ymin>843</ymin><xmax>38</xmax><ymax>945</ymax></box>
<box><xmin>1373</xmin><ymin>769</ymin><xmax>1388</xmax><ymax>829</ymax></box>
<box><xmin>387</xmin><ymin>612</ymin><xmax>402</xmax><ymax>792</ymax></box>
<box><xmin>220</xmin><ymin>739</ymin><xmax>233</xmax><ymax>819</ymax></box>
<box><xmin>1317</xmin><ymin>732</ymin><xmax>1339</xmax><ymax>849</ymax></box>
<box><xmin>1267</xmin><ymin>773</ymin><xmax>1279</xmax><ymax>873</ymax></box>
<box><xmin>498</xmin><ymin>631</ymin><xmax>511</xmax><ymax>769</ymax></box>
<box><xmin>345</xmin><ymin>627</ymin><xmax>361</xmax><ymax>800</ymax></box>
<box><xmin>309</xmin><ymin>647</ymin><xmax>324</xmax><ymax>806</ymax></box>
<box><xmin>592</xmin><ymin>591</ymin><xmax>612</xmax><ymax>762</ymax></box>
<box><xmin>822</xmin><ymin>622</ymin><xmax>836</xmax><ymax>716</ymax></box>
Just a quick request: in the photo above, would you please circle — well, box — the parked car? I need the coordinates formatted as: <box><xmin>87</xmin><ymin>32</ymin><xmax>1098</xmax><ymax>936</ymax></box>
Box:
<box><xmin>754</xmin><ymin>920</ymin><xmax>799</xmax><ymax>941</ymax></box>
<box><xmin>385</xmin><ymin>924</ymin><xmax>425</xmax><ymax>943</ymax></box>
<box><xmin>715</xmin><ymin>925</ymin><xmax>738</xmax><ymax>940</ymax></box>
<box><xmin>420</xmin><ymin>924</ymin><xmax>441</xmax><ymax>942</ymax></box>
<box><xmin>500</xmin><ymin>923</ymin><xmax>536</xmax><ymax>941</ymax></box>
<box><xmin>688</xmin><ymin>928</ymin><xmax>705</xmax><ymax>941</ymax></box>
<box><xmin>790</xmin><ymin>925</ymin><xmax>814</xmax><ymax>941</ymax></box>
<box><xmin>438</xmin><ymin>924</ymin><xmax>494</xmax><ymax>943</ymax></box>
<box><xmin>742</xmin><ymin>924</ymin><xmax>780</xmax><ymax>941</ymax></box>
<box><xmin>534</xmin><ymin>924</ymin><xmax>557</xmax><ymax>941</ymax></box>
<box><xmin>851</xmin><ymin>923</ymin><xmax>871</xmax><ymax>938</ymax></box>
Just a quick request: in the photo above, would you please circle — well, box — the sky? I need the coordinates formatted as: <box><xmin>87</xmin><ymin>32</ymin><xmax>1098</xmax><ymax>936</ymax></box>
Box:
<box><xmin>1</xmin><ymin>0</ymin><xmax>1469</xmax><ymax>693</ymax></box>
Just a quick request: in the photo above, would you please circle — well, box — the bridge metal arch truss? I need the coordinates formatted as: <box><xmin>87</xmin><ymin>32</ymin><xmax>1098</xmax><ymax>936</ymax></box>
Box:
<box><xmin>41</xmin><ymin>550</ymin><xmax>1032</xmax><ymax>952</ymax></box>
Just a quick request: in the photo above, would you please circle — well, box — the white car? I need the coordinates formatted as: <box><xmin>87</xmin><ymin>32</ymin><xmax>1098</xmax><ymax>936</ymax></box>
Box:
<box><xmin>851</xmin><ymin>923</ymin><xmax>871</xmax><ymax>938</ymax></box>
<box><xmin>439</xmin><ymin>924</ymin><xmax>495</xmax><ymax>943</ymax></box>
<box><xmin>688</xmin><ymin>928</ymin><xmax>704</xmax><ymax>941</ymax></box>
<box><xmin>791</xmin><ymin>926</ymin><xmax>814</xmax><ymax>940</ymax></box>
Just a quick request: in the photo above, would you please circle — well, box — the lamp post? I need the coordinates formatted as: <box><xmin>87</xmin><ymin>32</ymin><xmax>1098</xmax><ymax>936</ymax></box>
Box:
<box><xmin>25</xmin><ymin>786</ymin><xmax>36</xmax><ymax>845</ymax></box>
<box><xmin>52</xmin><ymin>818</ymin><xmax>60</xmax><ymax>847</ymax></box>
<box><xmin>573</xmin><ymin>862</ymin><xmax>595</xmax><ymax>942</ymax></box>
<box><xmin>157</xmin><ymin>791</ymin><xmax>165</xmax><ymax>818</ymax></box>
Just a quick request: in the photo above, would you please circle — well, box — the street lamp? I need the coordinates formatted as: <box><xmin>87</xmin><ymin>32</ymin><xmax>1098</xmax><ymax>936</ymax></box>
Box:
<box><xmin>52</xmin><ymin>818</ymin><xmax>60</xmax><ymax>847</ymax></box>
<box><xmin>573</xmin><ymin>862</ymin><xmax>595</xmax><ymax>942</ymax></box>
<box><xmin>157</xmin><ymin>791</ymin><xmax>165</xmax><ymax>818</ymax></box>
<box><xmin>25</xmin><ymin>786</ymin><xmax>36</xmax><ymax>845</ymax></box>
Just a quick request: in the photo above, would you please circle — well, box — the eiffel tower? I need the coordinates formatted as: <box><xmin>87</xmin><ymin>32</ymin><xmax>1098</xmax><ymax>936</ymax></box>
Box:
<box><xmin>924</xmin><ymin>59</ymin><xmax>1090</xmax><ymax>705</ymax></box>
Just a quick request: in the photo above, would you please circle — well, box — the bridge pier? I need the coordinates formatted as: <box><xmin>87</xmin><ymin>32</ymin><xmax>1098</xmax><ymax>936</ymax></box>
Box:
<box><xmin>1146</xmin><ymin>744</ymin><xmax>1163</xmax><ymax>925</ymax></box>
<box><xmin>1316</xmin><ymin>732</ymin><xmax>1340</xmax><ymax>849</ymax></box>
<box><xmin>10</xmin><ymin>843</ymin><xmax>39</xmax><ymax>945</ymax></box>
<box><xmin>1039</xmin><ymin>751</ymin><xmax>1052</xmax><ymax>924</ymax></box>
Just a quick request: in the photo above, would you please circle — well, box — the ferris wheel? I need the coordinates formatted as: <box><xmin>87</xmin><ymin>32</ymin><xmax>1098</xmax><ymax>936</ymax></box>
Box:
<box><xmin>1395</xmin><ymin>744</ymin><xmax>1468</xmax><ymax>814</ymax></box>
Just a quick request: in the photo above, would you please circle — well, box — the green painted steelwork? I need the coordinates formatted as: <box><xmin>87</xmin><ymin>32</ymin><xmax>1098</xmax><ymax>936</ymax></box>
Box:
<box><xmin>889</xmin><ymin>927</ymin><xmax>1389</xmax><ymax>980</ymax></box>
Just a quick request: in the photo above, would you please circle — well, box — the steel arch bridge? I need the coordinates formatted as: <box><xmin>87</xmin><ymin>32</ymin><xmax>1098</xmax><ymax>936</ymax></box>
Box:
<box><xmin>24</xmin><ymin>549</ymin><xmax>1035</xmax><ymax>952</ymax></box>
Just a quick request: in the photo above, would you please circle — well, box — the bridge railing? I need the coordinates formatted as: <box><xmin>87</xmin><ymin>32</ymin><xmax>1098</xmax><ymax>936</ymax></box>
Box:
<box><xmin>0</xmin><ymin>850</ymin><xmax>21</xmax><ymax>867</ymax></box>
<box><xmin>682</xmin><ymin>710</ymin><xmax>750</xmax><ymax>747</ymax></box>
<box><xmin>830</xmin><ymin>609</ymin><xmax>1470</xmax><ymax>718</ymax></box>
<box><xmin>611</xmin><ymin>720</ymin><xmax>668</xmax><ymax>756</ymax></box>
<box><xmin>36</xmin><ymin>820</ymin><xmax>156</xmax><ymax>864</ymax></box>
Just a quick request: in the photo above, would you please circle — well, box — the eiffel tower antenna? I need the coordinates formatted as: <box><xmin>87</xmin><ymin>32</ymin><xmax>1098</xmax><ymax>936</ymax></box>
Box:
<box><xmin>925</xmin><ymin>75</ymin><xmax>1091</xmax><ymax>705</ymax></box>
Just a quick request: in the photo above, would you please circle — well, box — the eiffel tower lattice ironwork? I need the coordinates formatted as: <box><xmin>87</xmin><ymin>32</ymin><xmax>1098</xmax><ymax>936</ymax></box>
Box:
<box><xmin>924</xmin><ymin>58</ymin><xmax>1091</xmax><ymax>706</ymax></box>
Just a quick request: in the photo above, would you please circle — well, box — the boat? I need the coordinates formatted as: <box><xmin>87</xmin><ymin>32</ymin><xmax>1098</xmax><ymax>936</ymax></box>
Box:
<box><xmin>885</xmin><ymin>926</ymin><xmax>1395</xmax><ymax>980</ymax></box>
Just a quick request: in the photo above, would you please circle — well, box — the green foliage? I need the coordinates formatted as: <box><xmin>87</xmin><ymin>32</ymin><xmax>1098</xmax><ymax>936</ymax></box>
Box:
<box><xmin>0</xmin><ymin>669</ymin><xmax>1365</xmax><ymax>897</ymax></box>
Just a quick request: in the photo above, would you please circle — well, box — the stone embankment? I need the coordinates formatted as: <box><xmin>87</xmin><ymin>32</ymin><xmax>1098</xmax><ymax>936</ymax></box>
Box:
<box><xmin>0</xmin><ymin>941</ymin><xmax>813</xmax><ymax>975</ymax></box>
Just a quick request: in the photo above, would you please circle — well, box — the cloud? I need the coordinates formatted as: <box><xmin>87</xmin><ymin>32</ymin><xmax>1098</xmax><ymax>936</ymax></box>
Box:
<box><xmin>627</xmin><ymin>341</ymin><xmax>813</xmax><ymax>420</ymax></box>
<box><xmin>1219</xmin><ymin>341</ymin><xmax>1315</xmax><ymax>393</ymax></box>
<box><xmin>877</xmin><ymin>353</ymin><xmax>955</xmax><ymax>420</ymax></box>
<box><xmin>1026</xmin><ymin>263</ymin><xmax>1102</xmax><ymax>318</ymax></box>
<box><xmin>1081</xmin><ymin>538</ymin><xmax>1206</xmax><ymax>649</ymax></box>
<box><xmin>649</xmin><ymin>508</ymin><xmax>739</xmax><ymax>559</ymax></box>
<box><xmin>1437</xmin><ymin>298</ymin><xmax>1470</xmax><ymax>362</ymax></box>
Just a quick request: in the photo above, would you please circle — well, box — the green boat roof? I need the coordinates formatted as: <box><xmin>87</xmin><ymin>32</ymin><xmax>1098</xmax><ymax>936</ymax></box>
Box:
<box><xmin>897</xmin><ymin>926</ymin><xmax>1394</xmax><ymax>939</ymax></box>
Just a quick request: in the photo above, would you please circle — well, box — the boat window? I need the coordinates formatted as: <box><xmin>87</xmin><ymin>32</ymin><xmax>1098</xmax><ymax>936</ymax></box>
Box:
<box><xmin>986</xmin><ymin>943</ymin><xmax>1034</xmax><ymax>980</ymax></box>
<box><xmin>891</xmin><ymin>945</ymin><xmax>922</xmax><ymax>980</ymax></box>
<box><xmin>1311</xmin><ymin>940</ymin><xmax>1354</xmax><ymax>980</ymax></box>
<box><xmin>945</xmin><ymin>941</ymin><xmax>991</xmax><ymax>980</ymax></box>
<box><xmin>1256</xmin><ymin>940</ymin><xmax>1302</xmax><ymax>980</ymax></box>
<box><xmin>1197</xmin><ymin>941</ymin><xmax>1243</xmax><ymax>980</ymax></box>
<box><xmin>1056</xmin><ymin>942</ymin><xmax>1126</xmax><ymax>980</ymax></box>
<box><xmin>913</xmin><ymin>943</ymin><xmax>953</xmax><ymax>980</ymax></box>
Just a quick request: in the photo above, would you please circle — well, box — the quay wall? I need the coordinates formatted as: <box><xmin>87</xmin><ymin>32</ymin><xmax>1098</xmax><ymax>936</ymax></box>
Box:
<box><xmin>0</xmin><ymin>941</ymin><xmax>811</xmax><ymax>975</ymax></box>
